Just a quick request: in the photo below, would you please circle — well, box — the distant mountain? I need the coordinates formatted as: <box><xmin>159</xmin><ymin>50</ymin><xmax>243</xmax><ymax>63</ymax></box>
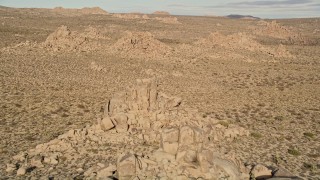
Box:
<box><xmin>0</xmin><ymin>5</ymin><xmax>9</xmax><ymax>8</ymax></box>
<box><xmin>226</xmin><ymin>14</ymin><xmax>260</xmax><ymax>20</ymax></box>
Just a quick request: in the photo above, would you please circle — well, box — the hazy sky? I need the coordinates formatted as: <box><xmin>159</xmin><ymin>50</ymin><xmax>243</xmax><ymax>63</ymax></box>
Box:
<box><xmin>0</xmin><ymin>0</ymin><xmax>319</xmax><ymax>18</ymax></box>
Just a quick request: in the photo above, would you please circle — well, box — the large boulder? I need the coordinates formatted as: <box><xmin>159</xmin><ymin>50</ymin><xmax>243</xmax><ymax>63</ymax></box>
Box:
<box><xmin>117</xmin><ymin>153</ymin><xmax>136</xmax><ymax>180</ymax></box>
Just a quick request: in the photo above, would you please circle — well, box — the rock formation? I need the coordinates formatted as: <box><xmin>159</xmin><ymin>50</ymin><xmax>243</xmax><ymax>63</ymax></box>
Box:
<box><xmin>152</xmin><ymin>11</ymin><xmax>170</xmax><ymax>15</ymax></box>
<box><xmin>254</xmin><ymin>20</ymin><xmax>297</xmax><ymax>40</ymax></box>
<box><xmin>112</xmin><ymin>13</ymin><xmax>142</xmax><ymax>20</ymax></box>
<box><xmin>196</xmin><ymin>32</ymin><xmax>294</xmax><ymax>58</ymax></box>
<box><xmin>113</xmin><ymin>31</ymin><xmax>172</xmax><ymax>58</ymax></box>
<box><xmin>42</xmin><ymin>26</ymin><xmax>107</xmax><ymax>52</ymax></box>
<box><xmin>252</xmin><ymin>20</ymin><xmax>312</xmax><ymax>45</ymax></box>
<box><xmin>52</xmin><ymin>7</ymin><xmax>109</xmax><ymax>15</ymax></box>
<box><xmin>4</xmin><ymin>78</ymin><xmax>257</xmax><ymax>179</ymax></box>
<box><xmin>155</xmin><ymin>16</ymin><xmax>181</xmax><ymax>24</ymax></box>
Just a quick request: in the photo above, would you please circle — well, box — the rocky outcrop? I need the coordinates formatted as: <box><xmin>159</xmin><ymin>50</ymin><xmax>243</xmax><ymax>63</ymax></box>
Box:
<box><xmin>52</xmin><ymin>7</ymin><xmax>109</xmax><ymax>15</ymax></box>
<box><xmin>152</xmin><ymin>11</ymin><xmax>170</xmax><ymax>15</ymax></box>
<box><xmin>6</xmin><ymin>78</ymin><xmax>301</xmax><ymax>179</ymax></box>
<box><xmin>252</xmin><ymin>20</ymin><xmax>313</xmax><ymax>45</ymax></box>
<box><xmin>113</xmin><ymin>31</ymin><xmax>172</xmax><ymax>58</ymax></box>
<box><xmin>196</xmin><ymin>32</ymin><xmax>295</xmax><ymax>58</ymax></box>
<box><xmin>42</xmin><ymin>26</ymin><xmax>107</xmax><ymax>52</ymax></box>
<box><xmin>155</xmin><ymin>16</ymin><xmax>181</xmax><ymax>24</ymax></box>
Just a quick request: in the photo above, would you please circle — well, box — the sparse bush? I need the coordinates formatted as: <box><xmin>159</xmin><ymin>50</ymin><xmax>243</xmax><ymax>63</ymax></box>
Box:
<box><xmin>218</xmin><ymin>121</ymin><xmax>229</xmax><ymax>127</ymax></box>
<box><xmin>251</xmin><ymin>132</ymin><xmax>262</xmax><ymax>139</ymax></box>
<box><xmin>274</xmin><ymin>116</ymin><xmax>284</xmax><ymax>121</ymax></box>
<box><xmin>303</xmin><ymin>162</ymin><xmax>317</xmax><ymax>172</ymax></box>
<box><xmin>288</xmin><ymin>148</ymin><xmax>301</xmax><ymax>156</ymax></box>
<box><xmin>303</xmin><ymin>132</ymin><xmax>314</xmax><ymax>138</ymax></box>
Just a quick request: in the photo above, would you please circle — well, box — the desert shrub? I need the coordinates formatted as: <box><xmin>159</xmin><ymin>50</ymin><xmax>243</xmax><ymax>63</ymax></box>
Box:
<box><xmin>303</xmin><ymin>132</ymin><xmax>314</xmax><ymax>138</ymax></box>
<box><xmin>274</xmin><ymin>116</ymin><xmax>284</xmax><ymax>121</ymax></box>
<box><xmin>251</xmin><ymin>132</ymin><xmax>263</xmax><ymax>139</ymax></box>
<box><xmin>288</xmin><ymin>148</ymin><xmax>301</xmax><ymax>156</ymax></box>
<box><xmin>303</xmin><ymin>162</ymin><xmax>317</xmax><ymax>172</ymax></box>
<box><xmin>218</xmin><ymin>121</ymin><xmax>230</xmax><ymax>127</ymax></box>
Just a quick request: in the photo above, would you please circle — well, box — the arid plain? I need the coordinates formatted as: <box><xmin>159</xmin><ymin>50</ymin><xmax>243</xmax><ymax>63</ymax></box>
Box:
<box><xmin>0</xmin><ymin>6</ymin><xmax>319</xmax><ymax>180</ymax></box>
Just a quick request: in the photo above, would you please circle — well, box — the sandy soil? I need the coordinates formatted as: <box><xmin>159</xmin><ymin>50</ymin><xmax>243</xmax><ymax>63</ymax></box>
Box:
<box><xmin>0</xmin><ymin>6</ymin><xmax>319</xmax><ymax>179</ymax></box>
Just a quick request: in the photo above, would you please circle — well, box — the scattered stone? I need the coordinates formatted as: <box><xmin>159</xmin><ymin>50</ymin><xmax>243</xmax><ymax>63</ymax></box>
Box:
<box><xmin>117</xmin><ymin>153</ymin><xmax>136</xmax><ymax>179</ymax></box>
<box><xmin>100</xmin><ymin>116</ymin><xmax>115</xmax><ymax>131</ymax></box>
<box><xmin>5</xmin><ymin>163</ymin><xmax>16</xmax><ymax>173</ymax></box>
<box><xmin>44</xmin><ymin>154</ymin><xmax>59</xmax><ymax>165</ymax></box>
<box><xmin>12</xmin><ymin>152</ymin><xmax>27</xmax><ymax>162</ymax></box>
<box><xmin>162</xmin><ymin>141</ymin><xmax>179</xmax><ymax>155</ymax></box>
<box><xmin>96</xmin><ymin>166</ymin><xmax>115</xmax><ymax>178</ymax></box>
<box><xmin>179</xmin><ymin>126</ymin><xmax>195</xmax><ymax>145</ymax></box>
<box><xmin>113</xmin><ymin>113</ymin><xmax>129</xmax><ymax>133</ymax></box>
<box><xmin>155</xmin><ymin>17</ymin><xmax>181</xmax><ymax>24</ymax></box>
<box><xmin>17</xmin><ymin>166</ymin><xmax>26</xmax><ymax>176</ymax></box>
<box><xmin>272</xmin><ymin>167</ymin><xmax>300</xmax><ymax>178</ymax></box>
<box><xmin>30</xmin><ymin>156</ymin><xmax>44</xmax><ymax>168</ymax></box>
<box><xmin>161</xmin><ymin>127</ymin><xmax>179</xmax><ymax>142</ymax></box>
<box><xmin>250</xmin><ymin>164</ymin><xmax>272</xmax><ymax>179</ymax></box>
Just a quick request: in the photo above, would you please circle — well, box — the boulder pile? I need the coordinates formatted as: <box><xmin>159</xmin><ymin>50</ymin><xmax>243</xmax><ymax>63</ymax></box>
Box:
<box><xmin>254</xmin><ymin>20</ymin><xmax>297</xmax><ymax>40</ymax></box>
<box><xmin>113</xmin><ymin>31</ymin><xmax>172</xmax><ymax>58</ymax></box>
<box><xmin>155</xmin><ymin>17</ymin><xmax>181</xmax><ymax>24</ymax></box>
<box><xmin>52</xmin><ymin>7</ymin><xmax>109</xmax><ymax>15</ymax></box>
<box><xmin>112</xmin><ymin>13</ymin><xmax>142</xmax><ymax>20</ymax></box>
<box><xmin>152</xmin><ymin>11</ymin><xmax>170</xmax><ymax>15</ymax></box>
<box><xmin>252</xmin><ymin>20</ymin><xmax>312</xmax><ymax>45</ymax></box>
<box><xmin>42</xmin><ymin>26</ymin><xmax>107</xmax><ymax>52</ymax></box>
<box><xmin>196</xmin><ymin>32</ymin><xmax>294</xmax><ymax>58</ymax></box>
<box><xmin>4</xmin><ymin>78</ymin><xmax>257</xmax><ymax>179</ymax></box>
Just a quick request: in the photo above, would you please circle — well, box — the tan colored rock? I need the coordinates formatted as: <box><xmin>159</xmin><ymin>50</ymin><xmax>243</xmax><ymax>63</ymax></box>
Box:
<box><xmin>250</xmin><ymin>164</ymin><xmax>272</xmax><ymax>179</ymax></box>
<box><xmin>17</xmin><ymin>166</ymin><xmax>26</xmax><ymax>176</ymax></box>
<box><xmin>84</xmin><ymin>166</ymin><xmax>100</xmax><ymax>177</ymax></box>
<box><xmin>176</xmin><ymin>175</ymin><xmax>189</xmax><ymax>180</ymax></box>
<box><xmin>30</xmin><ymin>156</ymin><xmax>44</xmax><ymax>168</ymax></box>
<box><xmin>272</xmin><ymin>167</ymin><xmax>299</xmax><ymax>178</ymax></box>
<box><xmin>108</xmin><ymin>92</ymin><xmax>127</xmax><ymax>115</ymax></box>
<box><xmin>44</xmin><ymin>154</ymin><xmax>59</xmax><ymax>165</ymax></box>
<box><xmin>179</xmin><ymin>126</ymin><xmax>194</xmax><ymax>145</ymax></box>
<box><xmin>112</xmin><ymin>113</ymin><xmax>128</xmax><ymax>133</ymax></box>
<box><xmin>161</xmin><ymin>127</ymin><xmax>179</xmax><ymax>142</ymax></box>
<box><xmin>12</xmin><ymin>152</ymin><xmax>27</xmax><ymax>162</ymax></box>
<box><xmin>211</xmin><ymin>157</ymin><xmax>242</xmax><ymax>180</ymax></box>
<box><xmin>176</xmin><ymin>145</ymin><xmax>197</xmax><ymax>163</ymax></box>
<box><xmin>162</xmin><ymin>142</ymin><xmax>179</xmax><ymax>155</ymax></box>
<box><xmin>5</xmin><ymin>163</ymin><xmax>16</xmax><ymax>173</ymax></box>
<box><xmin>197</xmin><ymin>149</ymin><xmax>213</xmax><ymax>173</ymax></box>
<box><xmin>96</xmin><ymin>165</ymin><xmax>116</xmax><ymax>178</ymax></box>
<box><xmin>153</xmin><ymin>150</ymin><xmax>176</xmax><ymax>162</ymax></box>
<box><xmin>183</xmin><ymin>166</ymin><xmax>204</xmax><ymax>178</ymax></box>
<box><xmin>117</xmin><ymin>153</ymin><xmax>136</xmax><ymax>179</ymax></box>
<box><xmin>142</xmin><ymin>158</ymin><xmax>157</xmax><ymax>166</ymax></box>
<box><xmin>100</xmin><ymin>116</ymin><xmax>115</xmax><ymax>131</ymax></box>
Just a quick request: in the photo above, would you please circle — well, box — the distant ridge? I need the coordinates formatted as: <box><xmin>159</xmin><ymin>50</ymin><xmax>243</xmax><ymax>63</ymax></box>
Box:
<box><xmin>152</xmin><ymin>11</ymin><xmax>170</xmax><ymax>15</ymax></box>
<box><xmin>226</xmin><ymin>14</ymin><xmax>260</xmax><ymax>20</ymax></box>
<box><xmin>0</xmin><ymin>5</ymin><xmax>10</xmax><ymax>8</ymax></box>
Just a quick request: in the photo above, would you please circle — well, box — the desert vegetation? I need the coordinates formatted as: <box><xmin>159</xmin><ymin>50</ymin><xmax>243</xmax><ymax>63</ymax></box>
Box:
<box><xmin>0</xmin><ymin>6</ymin><xmax>319</xmax><ymax>179</ymax></box>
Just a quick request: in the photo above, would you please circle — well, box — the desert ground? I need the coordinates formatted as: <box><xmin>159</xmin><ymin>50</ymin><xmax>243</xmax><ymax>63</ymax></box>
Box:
<box><xmin>0</xmin><ymin>6</ymin><xmax>319</xmax><ymax>180</ymax></box>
